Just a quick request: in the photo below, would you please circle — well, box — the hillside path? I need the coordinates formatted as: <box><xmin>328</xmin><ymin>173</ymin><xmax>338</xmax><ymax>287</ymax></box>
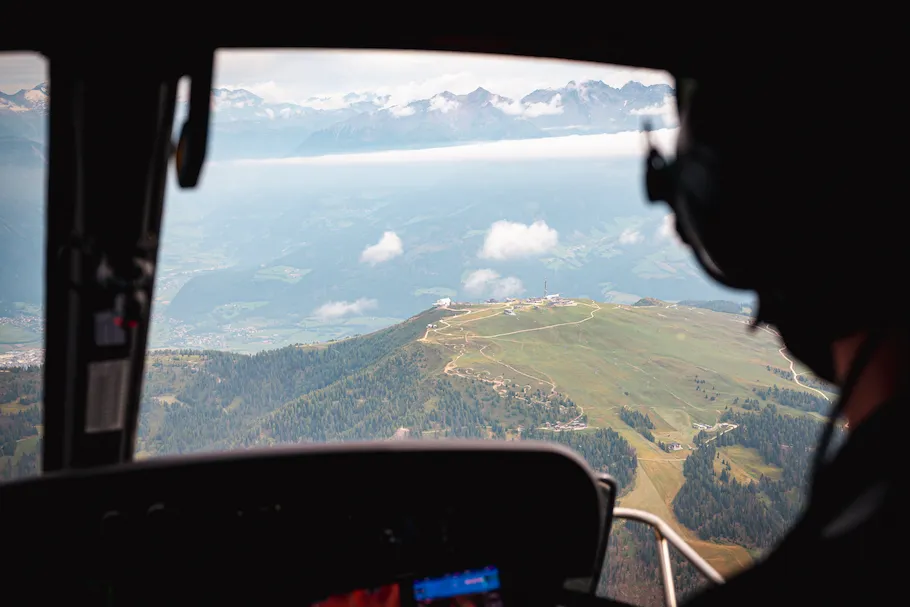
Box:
<box><xmin>478</xmin><ymin>345</ymin><xmax>557</xmax><ymax>394</ymax></box>
<box><xmin>474</xmin><ymin>302</ymin><xmax>603</xmax><ymax>339</ymax></box>
<box><xmin>734</xmin><ymin>319</ymin><xmax>832</xmax><ymax>402</ymax></box>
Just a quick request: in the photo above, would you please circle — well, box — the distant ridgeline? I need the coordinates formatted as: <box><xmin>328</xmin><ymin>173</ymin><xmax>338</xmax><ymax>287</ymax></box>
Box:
<box><xmin>631</xmin><ymin>297</ymin><xmax>664</xmax><ymax>307</ymax></box>
<box><xmin>677</xmin><ymin>300</ymin><xmax>752</xmax><ymax>315</ymax></box>
<box><xmin>630</xmin><ymin>299</ymin><xmax>751</xmax><ymax>315</ymax></box>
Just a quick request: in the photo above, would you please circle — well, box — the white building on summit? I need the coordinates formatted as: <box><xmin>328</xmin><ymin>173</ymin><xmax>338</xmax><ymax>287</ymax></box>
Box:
<box><xmin>434</xmin><ymin>297</ymin><xmax>452</xmax><ymax>307</ymax></box>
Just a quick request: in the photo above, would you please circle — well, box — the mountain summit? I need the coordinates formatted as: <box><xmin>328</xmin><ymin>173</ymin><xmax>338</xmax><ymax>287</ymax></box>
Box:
<box><xmin>0</xmin><ymin>82</ymin><xmax>49</xmax><ymax>114</ymax></box>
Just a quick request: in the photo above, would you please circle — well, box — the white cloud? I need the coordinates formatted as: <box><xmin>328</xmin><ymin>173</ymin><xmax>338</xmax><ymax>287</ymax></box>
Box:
<box><xmin>618</xmin><ymin>228</ymin><xmax>643</xmax><ymax>244</ymax></box>
<box><xmin>656</xmin><ymin>213</ymin><xmax>684</xmax><ymax>246</ymax></box>
<box><xmin>463</xmin><ymin>269</ymin><xmax>500</xmax><ymax>293</ymax></box>
<box><xmin>479</xmin><ymin>220</ymin><xmax>559</xmax><ymax>260</ymax></box>
<box><xmin>313</xmin><ymin>298</ymin><xmax>379</xmax><ymax>321</ymax></box>
<box><xmin>228</xmin><ymin>128</ymin><xmax>678</xmax><ymax>167</ymax></box>
<box><xmin>630</xmin><ymin>95</ymin><xmax>679</xmax><ymax>126</ymax></box>
<box><xmin>360</xmin><ymin>231</ymin><xmax>404</xmax><ymax>265</ymax></box>
<box><xmin>524</xmin><ymin>94</ymin><xmax>565</xmax><ymax>117</ymax></box>
<box><xmin>463</xmin><ymin>269</ymin><xmax>525</xmax><ymax>299</ymax></box>
<box><xmin>491</xmin><ymin>93</ymin><xmax>564</xmax><ymax>118</ymax></box>
<box><xmin>490</xmin><ymin>97</ymin><xmax>524</xmax><ymax>115</ymax></box>
<box><xmin>429</xmin><ymin>95</ymin><xmax>459</xmax><ymax>113</ymax></box>
<box><xmin>300</xmin><ymin>93</ymin><xmax>367</xmax><ymax>110</ymax></box>
<box><xmin>388</xmin><ymin>104</ymin><xmax>416</xmax><ymax>117</ymax></box>
<box><xmin>490</xmin><ymin>276</ymin><xmax>525</xmax><ymax>298</ymax></box>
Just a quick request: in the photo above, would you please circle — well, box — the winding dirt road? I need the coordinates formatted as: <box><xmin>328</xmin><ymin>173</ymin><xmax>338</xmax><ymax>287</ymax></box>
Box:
<box><xmin>751</xmin><ymin>322</ymin><xmax>832</xmax><ymax>402</ymax></box>
<box><xmin>473</xmin><ymin>302</ymin><xmax>603</xmax><ymax>339</ymax></box>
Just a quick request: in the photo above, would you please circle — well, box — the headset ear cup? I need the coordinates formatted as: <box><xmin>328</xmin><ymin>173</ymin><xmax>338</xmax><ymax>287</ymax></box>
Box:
<box><xmin>645</xmin><ymin>148</ymin><xmax>674</xmax><ymax>203</ymax></box>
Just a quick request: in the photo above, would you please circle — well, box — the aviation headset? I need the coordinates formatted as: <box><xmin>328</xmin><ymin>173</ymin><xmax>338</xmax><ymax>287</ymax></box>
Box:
<box><xmin>641</xmin><ymin>74</ymin><xmax>889</xmax><ymax>482</ymax></box>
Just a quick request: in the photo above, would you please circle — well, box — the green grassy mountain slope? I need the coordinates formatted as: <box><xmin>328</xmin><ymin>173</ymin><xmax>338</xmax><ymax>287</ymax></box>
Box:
<box><xmin>2</xmin><ymin>299</ymin><xmax>833</xmax><ymax>585</ymax></box>
<box><xmin>417</xmin><ymin>299</ymin><xmax>832</xmax><ymax>574</ymax></box>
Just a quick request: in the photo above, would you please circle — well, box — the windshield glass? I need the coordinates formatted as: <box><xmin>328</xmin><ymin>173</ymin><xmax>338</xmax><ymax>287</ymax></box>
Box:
<box><xmin>1</xmin><ymin>49</ymin><xmax>837</xmax><ymax>606</ymax></box>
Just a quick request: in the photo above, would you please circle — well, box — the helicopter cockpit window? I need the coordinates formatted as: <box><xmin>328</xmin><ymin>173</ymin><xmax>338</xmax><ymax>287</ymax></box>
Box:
<box><xmin>0</xmin><ymin>49</ymin><xmax>837</xmax><ymax>606</ymax></box>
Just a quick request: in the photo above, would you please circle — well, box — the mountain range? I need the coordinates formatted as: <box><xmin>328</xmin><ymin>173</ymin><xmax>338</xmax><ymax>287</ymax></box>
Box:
<box><xmin>0</xmin><ymin>79</ymin><xmax>675</xmax><ymax>162</ymax></box>
<box><xmin>1</xmin><ymin>78</ymin><xmax>700</xmax><ymax>345</ymax></box>
<box><xmin>0</xmin><ymin>82</ymin><xmax>48</xmax><ymax>167</ymax></box>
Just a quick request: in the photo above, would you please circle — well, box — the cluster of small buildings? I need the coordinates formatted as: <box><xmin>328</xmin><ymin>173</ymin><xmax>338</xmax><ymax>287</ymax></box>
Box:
<box><xmin>519</xmin><ymin>294</ymin><xmax>576</xmax><ymax>307</ymax></box>
<box><xmin>0</xmin><ymin>348</ymin><xmax>44</xmax><ymax>369</ymax></box>
<box><xmin>487</xmin><ymin>293</ymin><xmax>576</xmax><ymax>309</ymax></box>
<box><xmin>543</xmin><ymin>418</ymin><xmax>588</xmax><ymax>432</ymax></box>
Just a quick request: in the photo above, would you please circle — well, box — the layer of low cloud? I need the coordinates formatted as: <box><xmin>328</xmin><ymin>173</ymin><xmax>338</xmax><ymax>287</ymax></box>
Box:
<box><xmin>360</xmin><ymin>231</ymin><xmax>404</xmax><ymax>265</ymax></box>
<box><xmin>313</xmin><ymin>298</ymin><xmax>378</xmax><ymax>321</ymax></box>
<box><xmin>492</xmin><ymin>94</ymin><xmax>564</xmax><ymax>118</ymax></box>
<box><xmin>618</xmin><ymin>227</ymin><xmax>643</xmax><ymax>245</ymax></box>
<box><xmin>630</xmin><ymin>95</ymin><xmax>678</xmax><ymax>127</ymax></box>
<box><xmin>429</xmin><ymin>95</ymin><xmax>459</xmax><ymax>113</ymax></box>
<box><xmin>388</xmin><ymin>104</ymin><xmax>416</xmax><ymax>117</ymax></box>
<box><xmin>479</xmin><ymin>220</ymin><xmax>559</xmax><ymax>260</ymax></box>
<box><xmin>231</xmin><ymin>128</ymin><xmax>678</xmax><ymax>167</ymax></box>
<box><xmin>463</xmin><ymin>269</ymin><xmax>525</xmax><ymax>299</ymax></box>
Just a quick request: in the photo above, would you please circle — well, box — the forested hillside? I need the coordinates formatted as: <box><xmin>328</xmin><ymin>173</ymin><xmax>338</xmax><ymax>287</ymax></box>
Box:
<box><xmin>618</xmin><ymin>407</ymin><xmax>655</xmax><ymax>442</ymax></box>
<box><xmin>0</xmin><ymin>365</ymin><xmax>42</xmax><ymax>480</ymax></box>
<box><xmin>138</xmin><ymin>323</ymin><xmax>585</xmax><ymax>455</ymax></box>
<box><xmin>524</xmin><ymin>427</ymin><xmax>637</xmax><ymax>490</ymax></box>
<box><xmin>673</xmin><ymin>406</ymin><xmax>826</xmax><ymax>550</ymax></box>
<box><xmin>137</xmin><ymin>308</ymin><xmax>455</xmax><ymax>453</ymax></box>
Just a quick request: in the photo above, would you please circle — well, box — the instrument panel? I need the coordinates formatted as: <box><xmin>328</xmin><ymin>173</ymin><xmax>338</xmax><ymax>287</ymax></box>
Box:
<box><xmin>313</xmin><ymin>565</ymin><xmax>504</xmax><ymax>607</ymax></box>
<box><xmin>1</xmin><ymin>442</ymin><xmax>614</xmax><ymax>606</ymax></box>
<box><xmin>413</xmin><ymin>566</ymin><xmax>503</xmax><ymax>606</ymax></box>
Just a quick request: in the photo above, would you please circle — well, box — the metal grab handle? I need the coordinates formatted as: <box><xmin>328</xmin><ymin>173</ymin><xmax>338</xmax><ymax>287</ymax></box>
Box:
<box><xmin>611</xmin><ymin>507</ymin><xmax>725</xmax><ymax>607</ymax></box>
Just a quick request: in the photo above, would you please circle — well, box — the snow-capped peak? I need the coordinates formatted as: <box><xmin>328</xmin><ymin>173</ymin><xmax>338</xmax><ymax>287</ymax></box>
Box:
<box><xmin>301</xmin><ymin>90</ymin><xmax>389</xmax><ymax>111</ymax></box>
<box><xmin>211</xmin><ymin>88</ymin><xmax>263</xmax><ymax>110</ymax></box>
<box><xmin>465</xmin><ymin>87</ymin><xmax>493</xmax><ymax>104</ymax></box>
<box><xmin>0</xmin><ymin>81</ymin><xmax>50</xmax><ymax>114</ymax></box>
